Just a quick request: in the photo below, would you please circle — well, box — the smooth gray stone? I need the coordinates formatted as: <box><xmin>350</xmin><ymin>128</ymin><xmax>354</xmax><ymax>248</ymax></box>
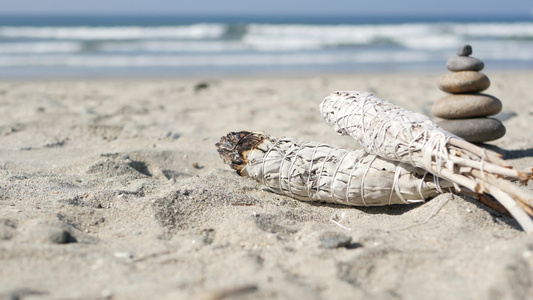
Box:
<box><xmin>447</xmin><ymin>56</ymin><xmax>484</xmax><ymax>72</ymax></box>
<box><xmin>432</xmin><ymin>94</ymin><xmax>502</xmax><ymax>119</ymax></box>
<box><xmin>438</xmin><ymin>118</ymin><xmax>506</xmax><ymax>143</ymax></box>
<box><xmin>457</xmin><ymin>44</ymin><xmax>472</xmax><ymax>56</ymax></box>
<box><xmin>437</xmin><ymin>71</ymin><xmax>490</xmax><ymax>94</ymax></box>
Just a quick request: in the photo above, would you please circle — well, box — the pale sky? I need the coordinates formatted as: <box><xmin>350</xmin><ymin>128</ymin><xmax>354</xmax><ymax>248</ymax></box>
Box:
<box><xmin>0</xmin><ymin>0</ymin><xmax>532</xmax><ymax>17</ymax></box>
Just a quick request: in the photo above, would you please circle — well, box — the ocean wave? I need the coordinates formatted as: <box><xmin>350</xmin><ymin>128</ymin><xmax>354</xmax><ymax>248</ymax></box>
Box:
<box><xmin>243</xmin><ymin>22</ymin><xmax>533</xmax><ymax>50</ymax></box>
<box><xmin>450</xmin><ymin>22</ymin><xmax>533</xmax><ymax>37</ymax></box>
<box><xmin>1</xmin><ymin>20</ymin><xmax>533</xmax><ymax>76</ymax></box>
<box><xmin>1</xmin><ymin>22</ymin><xmax>533</xmax><ymax>53</ymax></box>
<box><xmin>0</xmin><ymin>41</ymin><xmax>82</xmax><ymax>53</ymax></box>
<box><xmin>242</xmin><ymin>35</ymin><xmax>326</xmax><ymax>51</ymax></box>
<box><xmin>0</xmin><ymin>24</ymin><xmax>227</xmax><ymax>40</ymax></box>
<box><xmin>98</xmin><ymin>40</ymin><xmax>247</xmax><ymax>52</ymax></box>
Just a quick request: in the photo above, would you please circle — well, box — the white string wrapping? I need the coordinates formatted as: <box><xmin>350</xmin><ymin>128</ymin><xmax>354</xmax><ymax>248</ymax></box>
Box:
<box><xmin>320</xmin><ymin>91</ymin><xmax>533</xmax><ymax>233</ymax></box>
<box><xmin>217</xmin><ymin>132</ymin><xmax>452</xmax><ymax>207</ymax></box>
<box><xmin>216</xmin><ymin>91</ymin><xmax>533</xmax><ymax>234</ymax></box>
<box><xmin>321</xmin><ymin>91</ymin><xmax>453</xmax><ymax>174</ymax></box>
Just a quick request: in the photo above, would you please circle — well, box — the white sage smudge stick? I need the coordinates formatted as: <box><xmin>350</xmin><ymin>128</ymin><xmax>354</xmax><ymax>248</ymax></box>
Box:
<box><xmin>320</xmin><ymin>91</ymin><xmax>533</xmax><ymax>233</ymax></box>
<box><xmin>217</xmin><ymin>131</ymin><xmax>455</xmax><ymax>206</ymax></box>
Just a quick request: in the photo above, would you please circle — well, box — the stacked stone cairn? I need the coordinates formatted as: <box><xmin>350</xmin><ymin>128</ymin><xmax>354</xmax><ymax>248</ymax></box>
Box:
<box><xmin>433</xmin><ymin>45</ymin><xmax>505</xmax><ymax>143</ymax></box>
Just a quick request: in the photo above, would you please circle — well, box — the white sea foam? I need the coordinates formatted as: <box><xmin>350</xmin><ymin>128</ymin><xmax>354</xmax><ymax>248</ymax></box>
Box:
<box><xmin>245</xmin><ymin>23</ymin><xmax>442</xmax><ymax>48</ymax></box>
<box><xmin>98</xmin><ymin>40</ymin><xmax>246</xmax><ymax>52</ymax></box>
<box><xmin>244</xmin><ymin>22</ymin><xmax>533</xmax><ymax>50</ymax></box>
<box><xmin>0</xmin><ymin>24</ymin><xmax>227</xmax><ymax>40</ymax></box>
<box><xmin>0</xmin><ymin>42</ymin><xmax>82</xmax><ymax>53</ymax></box>
<box><xmin>242</xmin><ymin>35</ymin><xmax>325</xmax><ymax>51</ymax></box>
<box><xmin>451</xmin><ymin>22</ymin><xmax>533</xmax><ymax>37</ymax></box>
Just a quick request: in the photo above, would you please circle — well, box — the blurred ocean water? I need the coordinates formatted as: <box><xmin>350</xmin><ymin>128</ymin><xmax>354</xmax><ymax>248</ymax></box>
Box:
<box><xmin>1</xmin><ymin>15</ymin><xmax>532</xmax><ymax>78</ymax></box>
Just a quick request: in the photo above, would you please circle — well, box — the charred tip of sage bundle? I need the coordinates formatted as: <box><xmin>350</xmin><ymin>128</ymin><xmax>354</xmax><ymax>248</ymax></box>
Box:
<box><xmin>216</xmin><ymin>131</ymin><xmax>266</xmax><ymax>175</ymax></box>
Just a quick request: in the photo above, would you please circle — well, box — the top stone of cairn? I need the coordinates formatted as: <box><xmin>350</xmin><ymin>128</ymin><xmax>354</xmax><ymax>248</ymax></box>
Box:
<box><xmin>457</xmin><ymin>44</ymin><xmax>473</xmax><ymax>56</ymax></box>
<box><xmin>447</xmin><ymin>44</ymin><xmax>484</xmax><ymax>72</ymax></box>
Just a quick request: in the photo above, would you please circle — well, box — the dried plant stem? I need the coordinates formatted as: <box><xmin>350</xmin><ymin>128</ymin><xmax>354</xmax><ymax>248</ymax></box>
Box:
<box><xmin>470</xmin><ymin>170</ymin><xmax>533</xmax><ymax>210</ymax></box>
<box><xmin>448</xmin><ymin>138</ymin><xmax>505</xmax><ymax>166</ymax></box>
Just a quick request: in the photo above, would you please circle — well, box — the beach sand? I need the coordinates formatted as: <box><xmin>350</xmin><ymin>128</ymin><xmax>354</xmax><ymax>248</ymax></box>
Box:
<box><xmin>1</xmin><ymin>71</ymin><xmax>532</xmax><ymax>299</ymax></box>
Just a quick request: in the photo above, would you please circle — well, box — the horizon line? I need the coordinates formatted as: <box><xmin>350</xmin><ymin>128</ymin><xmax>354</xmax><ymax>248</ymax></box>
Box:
<box><xmin>0</xmin><ymin>12</ymin><xmax>531</xmax><ymax>18</ymax></box>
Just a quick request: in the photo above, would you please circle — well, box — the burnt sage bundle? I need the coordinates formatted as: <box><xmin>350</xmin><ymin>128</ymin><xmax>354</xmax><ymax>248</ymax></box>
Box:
<box><xmin>216</xmin><ymin>91</ymin><xmax>533</xmax><ymax>233</ymax></box>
